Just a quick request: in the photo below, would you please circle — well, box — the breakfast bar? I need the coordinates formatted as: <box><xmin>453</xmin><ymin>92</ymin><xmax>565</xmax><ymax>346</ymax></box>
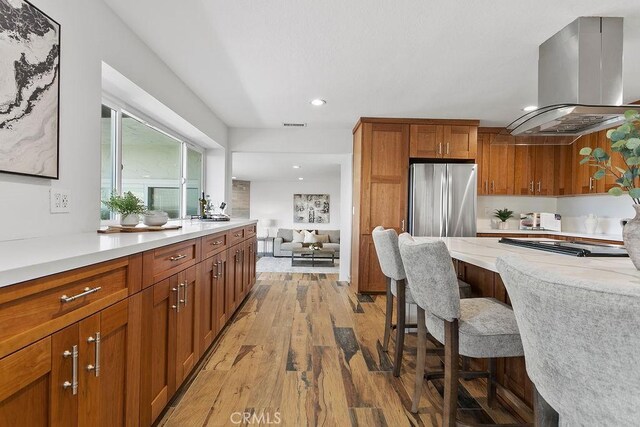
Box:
<box><xmin>412</xmin><ymin>237</ymin><xmax>640</xmax><ymax>418</ymax></box>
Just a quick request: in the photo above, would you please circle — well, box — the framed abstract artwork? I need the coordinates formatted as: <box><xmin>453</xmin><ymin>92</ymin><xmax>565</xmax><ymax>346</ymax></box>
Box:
<box><xmin>0</xmin><ymin>0</ymin><xmax>61</xmax><ymax>179</ymax></box>
<box><xmin>293</xmin><ymin>194</ymin><xmax>330</xmax><ymax>224</ymax></box>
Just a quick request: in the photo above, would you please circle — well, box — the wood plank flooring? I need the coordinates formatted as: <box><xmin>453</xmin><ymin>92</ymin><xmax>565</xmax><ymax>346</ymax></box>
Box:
<box><xmin>159</xmin><ymin>273</ymin><xmax>522</xmax><ymax>426</ymax></box>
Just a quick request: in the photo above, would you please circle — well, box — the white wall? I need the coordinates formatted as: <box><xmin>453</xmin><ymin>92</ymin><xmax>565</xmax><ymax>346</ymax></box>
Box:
<box><xmin>205</xmin><ymin>148</ymin><xmax>227</xmax><ymax>205</ymax></box>
<box><xmin>230</xmin><ymin>128</ymin><xmax>352</xmax><ymax>154</ymax></box>
<box><xmin>0</xmin><ymin>0</ymin><xmax>227</xmax><ymax>241</ymax></box>
<box><xmin>250</xmin><ymin>179</ymin><xmax>341</xmax><ymax>232</ymax></box>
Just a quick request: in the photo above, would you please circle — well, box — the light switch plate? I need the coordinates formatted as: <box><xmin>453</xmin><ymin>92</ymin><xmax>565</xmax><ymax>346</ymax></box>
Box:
<box><xmin>50</xmin><ymin>188</ymin><xmax>71</xmax><ymax>213</ymax></box>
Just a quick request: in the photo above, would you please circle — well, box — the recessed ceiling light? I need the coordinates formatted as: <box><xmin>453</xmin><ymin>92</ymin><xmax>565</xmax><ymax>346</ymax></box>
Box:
<box><xmin>523</xmin><ymin>105</ymin><xmax>538</xmax><ymax>112</ymax></box>
<box><xmin>232</xmin><ymin>176</ymin><xmax>237</xmax><ymax>179</ymax></box>
<box><xmin>298</xmin><ymin>177</ymin><xmax>304</xmax><ymax>181</ymax></box>
<box><xmin>310</xmin><ymin>99</ymin><xmax>326</xmax><ymax>106</ymax></box>
<box><xmin>293</xmin><ymin>165</ymin><xmax>300</xmax><ymax>169</ymax></box>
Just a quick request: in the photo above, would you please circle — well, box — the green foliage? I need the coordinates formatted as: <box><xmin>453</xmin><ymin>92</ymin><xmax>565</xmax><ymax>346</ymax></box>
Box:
<box><xmin>494</xmin><ymin>208</ymin><xmax>514</xmax><ymax>222</ymax></box>
<box><xmin>578</xmin><ymin>110</ymin><xmax>640</xmax><ymax>204</ymax></box>
<box><xmin>102</xmin><ymin>191</ymin><xmax>147</xmax><ymax>216</ymax></box>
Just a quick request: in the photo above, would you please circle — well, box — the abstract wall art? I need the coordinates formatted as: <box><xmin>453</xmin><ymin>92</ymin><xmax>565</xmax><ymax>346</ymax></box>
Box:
<box><xmin>293</xmin><ymin>194</ymin><xmax>330</xmax><ymax>224</ymax></box>
<box><xmin>0</xmin><ymin>0</ymin><xmax>60</xmax><ymax>178</ymax></box>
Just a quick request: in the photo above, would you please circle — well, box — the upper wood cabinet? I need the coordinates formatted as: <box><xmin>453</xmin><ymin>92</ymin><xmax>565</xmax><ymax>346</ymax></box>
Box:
<box><xmin>513</xmin><ymin>144</ymin><xmax>555</xmax><ymax>196</ymax></box>
<box><xmin>410</xmin><ymin>123</ymin><xmax>478</xmax><ymax>159</ymax></box>
<box><xmin>477</xmin><ymin>131</ymin><xmax>515</xmax><ymax>195</ymax></box>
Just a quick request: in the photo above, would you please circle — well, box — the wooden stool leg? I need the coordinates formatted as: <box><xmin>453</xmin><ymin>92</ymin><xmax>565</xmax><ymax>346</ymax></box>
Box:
<box><xmin>443</xmin><ymin>319</ymin><xmax>459</xmax><ymax>427</ymax></box>
<box><xmin>487</xmin><ymin>358</ymin><xmax>497</xmax><ymax>408</ymax></box>
<box><xmin>533</xmin><ymin>385</ymin><xmax>559</xmax><ymax>427</ymax></box>
<box><xmin>411</xmin><ymin>307</ymin><xmax>427</xmax><ymax>413</ymax></box>
<box><xmin>383</xmin><ymin>277</ymin><xmax>393</xmax><ymax>352</ymax></box>
<box><xmin>393</xmin><ymin>279</ymin><xmax>406</xmax><ymax>377</ymax></box>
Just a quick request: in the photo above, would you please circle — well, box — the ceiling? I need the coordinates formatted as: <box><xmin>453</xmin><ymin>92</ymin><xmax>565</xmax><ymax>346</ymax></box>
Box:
<box><xmin>232</xmin><ymin>153</ymin><xmax>341</xmax><ymax>182</ymax></box>
<box><xmin>104</xmin><ymin>0</ymin><xmax>640</xmax><ymax>129</ymax></box>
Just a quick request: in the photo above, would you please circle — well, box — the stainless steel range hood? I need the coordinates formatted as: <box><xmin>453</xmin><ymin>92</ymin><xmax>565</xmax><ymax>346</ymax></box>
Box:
<box><xmin>507</xmin><ymin>17</ymin><xmax>639</xmax><ymax>140</ymax></box>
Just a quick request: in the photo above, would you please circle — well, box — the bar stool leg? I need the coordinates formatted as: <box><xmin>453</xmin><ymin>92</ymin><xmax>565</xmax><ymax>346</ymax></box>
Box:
<box><xmin>443</xmin><ymin>319</ymin><xmax>459</xmax><ymax>427</ymax></box>
<box><xmin>393</xmin><ymin>279</ymin><xmax>406</xmax><ymax>377</ymax></box>
<box><xmin>383</xmin><ymin>277</ymin><xmax>393</xmax><ymax>352</ymax></box>
<box><xmin>411</xmin><ymin>306</ymin><xmax>427</xmax><ymax>413</ymax></box>
<box><xmin>533</xmin><ymin>385</ymin><xmax>559</xmax><ymax>427</ymax></box>
<box><xmin>488</xmin><ymin>358</ymin><xmax>497</xmax><ymax>408</ymax></box>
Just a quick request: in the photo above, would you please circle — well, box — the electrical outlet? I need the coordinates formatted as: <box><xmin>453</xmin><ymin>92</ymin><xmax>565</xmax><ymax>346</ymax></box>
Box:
<box><xmin>50</xmin><ymin>188</ymin><xmax>71</xmax><ymax>213</ymax></box>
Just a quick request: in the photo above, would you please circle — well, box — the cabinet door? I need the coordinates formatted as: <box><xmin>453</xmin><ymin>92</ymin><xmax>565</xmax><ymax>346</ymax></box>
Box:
<box><xmin>488</xmin><ymin>139</ymin><xmax>515</xmax><ymax>195</ymax></box>
<box><xmin>243</xmin><ymin>241</ymin><xmax>251</xmax><ymax>298</ymax></box>
<box><xmin>226</xmin><ymin>248</ymin><xmax>238</xmax><ymax>315</ymax></box>
<box><xmin>359</xmin><ymin>235</ymin><xmax>387</xmax><ymax>293</ymax></box>
<box><xmin>554</xmin><ymin>145</ymin><xmax>574</xmax><ymax>195</ymax></box>
<box><xmin>140</xmin><ymin>278</ymin><xmax>177</xmax><ymax>426</ymax></box>
<box><xmin>362</xmin><ymin>123</ymin><xmax>410</xmax><ymax>233</ymax></box>
<box><xmin>51</xmin><ymin>323</ymin><xmax>80</xmax><ymax>426</ymax></box>
<box><xmin>476</xmin><ymin>133</ymin><xmax>490</xmax><ymax>195</ymax></box>
<box><xmin>513</xmin><ymin>145</ymin><xmax>535</xmax><ymax>195</ymax></box>
<box><xmin>215</xmin><ymin>252</ymin><xmax>229</xmax><ymax>334</ymax></box>
<box><xmin>533</xmin><ymin>145</ymin><xmax>555</xmax><ymax>195</ymax></box>
<box><xmin>176</xmin><ymin>266</ymin><xmax>198</xmax><ymax>385</ymax></box>
<box><xmin>80</xmin><ymin>299</ymin><xmax>141</xmax><ymax>427</ymax></box>
<box><xmin>597</xmin><ymin>129</ymin><xmax>626</xmax><ymax>193</ymax></box>
<box><xmin>0</xmin><ymin>337</ymin><xmax>55</xmax><ymax>426</ymax></box>
<box><xmin>231</xmin><ymin>244</ymin><xmax>245</xmax><ymax>305</ymax></box>
<box><xmin>199</xmin><ymin>259</ymin><xmax>216</xmax><ymax>355</ymax></box>
<box><xmin>443</xmin><ymin>125</ymin><xmax>477</xmax><ymax>159</ymax></box>
<box><xmin>410</xmin><ymin>124</ymin><xmax>443</xmax><ymax>158</ymax></box>
<box><xmin>573</xmin><ymin>133</ymin><xmax>598</xmax><ymax>194</ymax></box>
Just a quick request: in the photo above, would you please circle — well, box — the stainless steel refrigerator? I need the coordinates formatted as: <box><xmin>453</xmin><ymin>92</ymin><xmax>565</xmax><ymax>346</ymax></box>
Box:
<box><xmin>409</xmin><ymin>163</ymin><xmax>477</xmax><ymax>237</ymax></box>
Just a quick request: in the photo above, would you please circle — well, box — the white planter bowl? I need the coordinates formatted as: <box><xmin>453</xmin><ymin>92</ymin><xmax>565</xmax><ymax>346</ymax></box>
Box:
<box><xmin>143</xmin><ymin>211</ymin><xmax>169</xmax><ymax>226</ymax></box>
<box><xmin>120</xmin><ymin>213</ymin><xmax>140</xmax><ymax>227</ymax></box>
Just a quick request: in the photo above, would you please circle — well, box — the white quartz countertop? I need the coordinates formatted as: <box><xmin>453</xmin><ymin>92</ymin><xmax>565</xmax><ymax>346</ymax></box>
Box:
<box><xmin>476</xmin><ymin>228</ymin><xmax>623</xmax><ymax>242</ymax></box>
<box><xmin>414</xmin><ymin>237</ymin><xmax>640</xmax><ymax>287</ymax></box>
<box><xmin>0</xmin><ymin>219</ymin><xmax>257</xmax><ymax>288</ymax></box>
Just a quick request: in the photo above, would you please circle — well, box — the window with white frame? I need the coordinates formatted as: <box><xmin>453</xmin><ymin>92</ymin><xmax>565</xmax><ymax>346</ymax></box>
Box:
<box><xmin>100</xmin><ymin>100</ymin><xmax>204</xmax><ymax>220</ymax></box>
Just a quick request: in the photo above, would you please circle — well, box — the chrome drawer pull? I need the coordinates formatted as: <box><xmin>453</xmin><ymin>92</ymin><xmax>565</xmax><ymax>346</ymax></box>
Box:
<box><xmin>62</xmin><ymin>345</ymin><xmax>78</xmax><ymax>395</ymax></box>
<box><xmin>234</xmin><ymin>233</ymin><xmax>242</xmax><ymax>237</ymax></box>
<box><xmin>172</xmin><ymin>287</ymin><xmax>180</xmax><ymax>312</ymax></box>
<box><xmin>179</xmin><ymin>282</ymin><xmax>187</xmax><ymax>306</ymax></box>
<box><xmin>60</xmin><ymin>286</ymin><xmax>101</xmax><ymax>303</ymax></box>
<box><xmin>213</xmin><ymin>262</ymin><xmax>219</xmax><ymax>279</ymax></box>
<box><xmin>211</xmin><ymin>240</ymin><xmax>223</xmax><ymax>246</ymax></box>
<box><xmin>87</xmin><ymin>332</ymin><xmax>100</xmax><ymax>377</ymax></box>
<box><xmin>169</xmin><ymin>254</ymin><xmax>187</xmax><ymax>262</ymax></box>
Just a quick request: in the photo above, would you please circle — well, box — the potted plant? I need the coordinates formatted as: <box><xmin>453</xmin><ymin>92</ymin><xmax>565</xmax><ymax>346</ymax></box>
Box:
<box><xmin>494</xmin><ymin>208</ymin><xmax>514</xmax><ymax>230</ymax></box>
<box><xmin>102</xmin><ymin>191</ymin><xmax>147</xmax><ymax>227</ymax></box>
<box><xmin>578</xmin><ymin>109</ymin><xmax>640</xmax><ymax>268</ymax></box>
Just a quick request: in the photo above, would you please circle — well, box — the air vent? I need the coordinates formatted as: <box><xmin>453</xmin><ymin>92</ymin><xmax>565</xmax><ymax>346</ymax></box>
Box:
<box><xmin>282</xmin><ymin>122</ymin><xmax>307</xmax><ymax>127</ymax></box>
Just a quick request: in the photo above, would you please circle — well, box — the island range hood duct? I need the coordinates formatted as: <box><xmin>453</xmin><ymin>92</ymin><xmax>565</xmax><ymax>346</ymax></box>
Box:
<box><xmin>506</xmin><ymin>17</ymin><xmax>640</xmax><ymax>140</ymax></box>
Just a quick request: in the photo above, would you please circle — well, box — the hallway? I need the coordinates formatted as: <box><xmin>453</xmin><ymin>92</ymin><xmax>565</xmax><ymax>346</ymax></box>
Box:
<box><xmin>159</xmin><ymin>273</ymin><xmax>524</xmax><ymax>426</ymax></box>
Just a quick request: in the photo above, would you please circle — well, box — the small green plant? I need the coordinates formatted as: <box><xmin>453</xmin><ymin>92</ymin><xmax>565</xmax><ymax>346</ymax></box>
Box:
<box><xmin>494</xmin><ymin>208</ymin><xmax>514</xmax><ymax>222</ymax></box>
<box><xmin>102</xmin><ymin>191</ymin><xmax>146</xmax><ymax>216</ymax></box>
<box><xmin>579</xmin><ymin>110</ymin><xmax>640</xmax><ymax>204</ymax></box>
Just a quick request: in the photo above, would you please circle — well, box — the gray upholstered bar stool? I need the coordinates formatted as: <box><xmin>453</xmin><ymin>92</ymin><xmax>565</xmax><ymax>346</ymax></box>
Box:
<box><xmin>497</xmin><ymin>255</ymin><xmax>640</xmax><ymax>426</ymax></box>
<box><xmin>398</xmin><ymin>234</ymin><xmax>524</xmax><ymax>426</ymax></box>
<box><xmin>372</xmin><ymin>226</ymin><xmax>472</xmax><ymax>378</ymax></box>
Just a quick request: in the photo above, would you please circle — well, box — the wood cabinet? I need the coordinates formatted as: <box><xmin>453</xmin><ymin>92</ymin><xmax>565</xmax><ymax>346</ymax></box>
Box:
<box><xmin>513</xmin><ymin>144</ymin><xmax>555</xmax><ymax>196</ymax></box>
<box><xmin>410</xmin><ymin>124</ymin><xmax>477</xmax><ymax>159</ymax></box>
<box><xmin>175</xmin><ymin>267</ymin><xmax>198</xmax><ymax>385</ymax></box>
<box><xmin>477</xmin><ymin>131</ymin><xmax>515</xmax><ymax>195</ymax></box>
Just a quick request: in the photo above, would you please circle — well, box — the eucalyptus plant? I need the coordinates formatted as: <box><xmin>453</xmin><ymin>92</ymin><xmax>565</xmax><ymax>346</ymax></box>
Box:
<box><xmin>494</xmin><ymin>208</ymin><xmax>514</xmax><ymax>222</ymax></box>
<box><xmin>102</xmin><ymin>191</ymin><xmax>147</xmax><ymax>216</ymax></box>
<box><xmin>579</xmin><ymin>110</ymin><xmax>640</xmax><ymax>204</ymax></box>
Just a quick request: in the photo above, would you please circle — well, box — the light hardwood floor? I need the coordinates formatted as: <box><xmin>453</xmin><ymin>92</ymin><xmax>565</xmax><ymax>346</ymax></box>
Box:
<box><xmin>159</xmin><ymin>273</ymin><xmax>522</xmax><ymax>426</ymax></box>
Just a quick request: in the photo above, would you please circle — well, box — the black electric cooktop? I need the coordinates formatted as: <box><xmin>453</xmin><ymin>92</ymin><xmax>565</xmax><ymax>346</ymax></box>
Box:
<box><xmin>498</xmin><ymin>238</ymin><xmax>629</xmax><ymax>257</ymax></box>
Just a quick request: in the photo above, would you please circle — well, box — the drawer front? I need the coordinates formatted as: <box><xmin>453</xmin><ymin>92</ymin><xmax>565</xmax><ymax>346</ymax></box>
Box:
<box><xmin>0</xmin><ymin>256</ymin><xmax>138</xmax><ymax>359</ymax></box>
<box><xmin>244</xmin><ymin>224</ymin><xmax>257</xmax><ymax>238</ymax></box>
<box><xmin>202</xmin><ymin>232</ymin><xmax>228</xmax><ymax>259</ymax></box>
<box><xmin>143</xmin><ymin>239</ymin><xmax>199</xmax><ymax>287</ymax></box>
<box><xmin>227</xmin><ymin>227</ymin><xmax>246</xmax><ymax>246</ymax></box>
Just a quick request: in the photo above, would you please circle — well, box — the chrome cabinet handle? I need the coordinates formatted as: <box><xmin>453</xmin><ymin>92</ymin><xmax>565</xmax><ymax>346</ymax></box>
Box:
<box><xmin>86</xmin><ymin>332</ymin><xmax>100</xmax><ymax>377</ymax></box>
<box><xmin>529</xmin><ymin>181</ymin><xmax>534</xmax><ymax>193</ymax></box>
<box><xmin>60</xmin><ymin>286</ymin><xmax>101</xmax><ymax>303</ymax></box>
<box><xmin>491</xmin><ymin>181</ymin><xmax>495</xmax><ymax>193</ymax></box>
<box><xmin>234</xmin><ymin>233</ymin><xmax>242</xmax><ymax>237</ymax></box>
<box><xmin>172</xmin><ymin>286</ymin><xmax>180</xmax><ymax>312</ymax></box>
<box><xmin>401</xmin><ymin>220</ymin><xmax>405</xmax><ymax>232</ymax></box>
<box><xmin>446</xmin><ymin>142</ymin><xmax>450</xmax><ymax>155</ymax></box>
<box><xmin>213</xmin><ymin>262</ymin><xmax>219</xmax><ymax>279</ymax></box>
<box><xmin>537</xmin><ymin>181</ymin><xmax>542</xmax><ymax>193</ymax></box>
<box><xmin>210</xmin><ymin>240</ymin><xmax>223</xmax><ymax>246</ymax></box>
<box><xmin>169</xmin><ymin>254</ymin><xmax>186</xmax><ymax>262</ymax></box>
<box><xmin>589</xmin><ymin>177</ymin><xmax>594</xmax><ymax>191</ymax></box>
<box><xmin>439</xmin><ymin>142</ymin><xmax>442</xmax><ymax>155</ymax></box>
<box><xmin>179</xmin><ymin>283</ymin><xmax>187</xmax><ymax>306</ymax></box>
<box><xmin>62</xmin><ymin>345</ymin><xmax>78</xmax><ymax>395</ymax></box>
<box><xmin>484</xmin><ymin>180</ymin><xmax>488</xmax><ymax>193</ymax></box>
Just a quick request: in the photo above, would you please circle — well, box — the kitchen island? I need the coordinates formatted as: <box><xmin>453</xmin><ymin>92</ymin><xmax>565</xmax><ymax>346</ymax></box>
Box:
<box><xmin>413</xmin><ymin>236</ymin><xmax>639</xmax><ymax>419</ymax></box>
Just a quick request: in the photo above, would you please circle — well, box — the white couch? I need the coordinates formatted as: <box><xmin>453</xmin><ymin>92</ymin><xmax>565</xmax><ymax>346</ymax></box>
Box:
<box><xmin>273</xmin><ymin>228</ymin><xmax>340</xmax><ymax>257</ymax></box>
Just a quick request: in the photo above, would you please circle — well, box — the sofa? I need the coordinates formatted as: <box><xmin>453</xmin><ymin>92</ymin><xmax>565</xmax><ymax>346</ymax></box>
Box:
<box><xmin>273</xmin><ymin>228</ymin><xmax>340</xmax><ymax>258</ymax></box>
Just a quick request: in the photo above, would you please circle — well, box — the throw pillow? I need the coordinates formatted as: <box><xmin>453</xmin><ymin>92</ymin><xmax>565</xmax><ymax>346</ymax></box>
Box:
<box><xmin>315</xmin><ymin>234</ymin><xmax>330</xmax><ymax>244</ymax></box>
<box><xmin>303</xmin><ymin>230</ymin><xmax>318</xmax><ymax>244</ymax></box>
<box><xmin>292</xmin><ymin>230</ymin><xmax>305</xmax><ymax>243</ymax></box>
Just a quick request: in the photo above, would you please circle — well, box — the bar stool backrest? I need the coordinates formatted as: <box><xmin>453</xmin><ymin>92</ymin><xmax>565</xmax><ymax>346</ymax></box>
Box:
<box><xmin>497</xmin><ymin>255</ymin><xmax>640</xmax><ymax>425</ymax></box>
<box><xmin>398</xmin><ymin>234</ymin><xmax>460</xmax><ymax>322</ymax></box>
<box><xmin>372</xmin><ymin>226</ymin><xmax>405</xmax><ymax>281</ymax></box>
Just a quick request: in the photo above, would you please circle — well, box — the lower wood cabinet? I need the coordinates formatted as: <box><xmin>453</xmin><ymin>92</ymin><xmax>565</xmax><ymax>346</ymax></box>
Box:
<box><xmin>0</xmin><ymin>298</ymin><xmax>141</xmax><ymax>427</ymax></box>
